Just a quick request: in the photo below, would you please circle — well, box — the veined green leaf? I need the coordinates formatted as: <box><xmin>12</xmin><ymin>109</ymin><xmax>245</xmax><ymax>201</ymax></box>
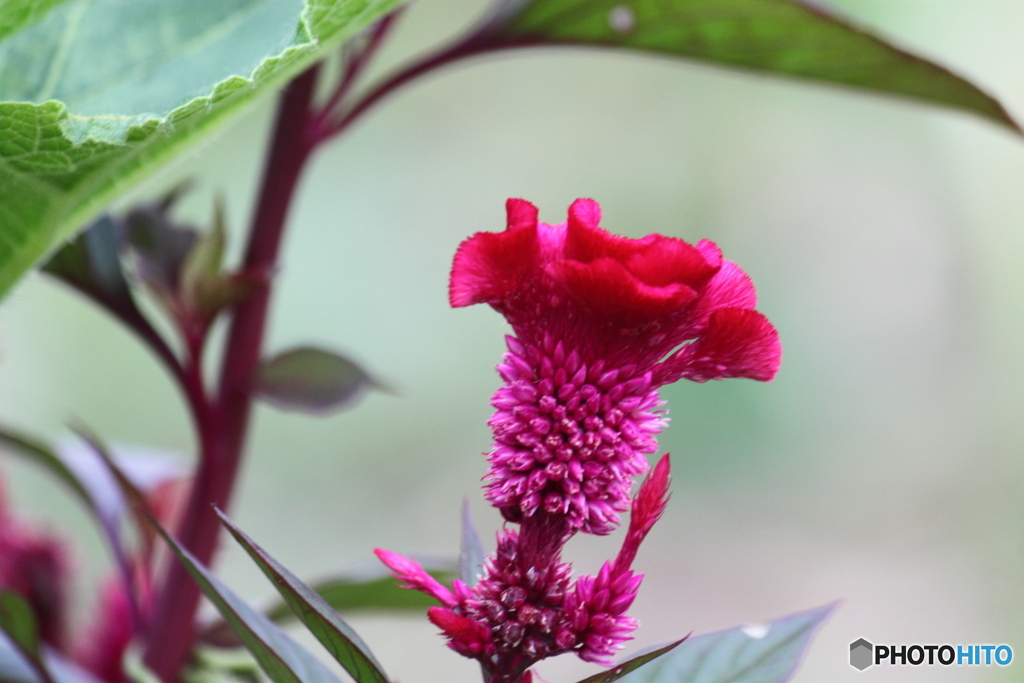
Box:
<box><xmin>0</xmin><ymin>0</ymin><xmax>403</xmax><ymax>298</ymax></box>
<box><xmin>614</xmin><ymin>603</ymin><xmax>834</xmax><ymax>683</ymax></box>
<box><xmin>217</xmin><ymin>510</ymin><xmax>392</xmax><ymax>683</ymax></box>
<box><xmin>252</xmin><ymin>346</ymin><xmax>386</xmax><ymax>414</ymax></box>
<box><xmin>482</xmin><ymin>0</ymin><xmax>1019</xmax><ymax>134</ymax></box>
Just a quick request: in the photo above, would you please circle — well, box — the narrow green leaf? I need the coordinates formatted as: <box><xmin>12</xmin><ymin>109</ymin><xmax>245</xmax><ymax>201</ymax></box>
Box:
<box><xmin>0</xmin><ymin>0</ymin><xmax>404</xmax><ymax>299</ymax></box>
<box><xmin>201</xmin><ymin>568</ymin><xmax>456</xmax><ymax>649</ymax></box>
<box><xmin>459</xmin><ymin>500</ymin><xmax>485</xmax><ymax>587</ymax></box>
<box><xmin>217</xmin><ymin>510</ymin><xmax>391</xmax><ymax>683</ymax></box>
<box><xmin>575</xmin><ymin>639</ymin><xmax>686</xmax><ymax>683</ymax></box>
<box><xmin>614</xmin><ymin>603</ymin><xmax>835</xmax><ymax>683</ymax></box>
<box><xmin>68</xmin><ymin>425</ymin><xmax>154</xmax><ymax>554</ymax></box>
<box><xmin>0</xmin><ymin>426</ymin><xmax>94</xmax><ymax>512</ymax></box>
<box><xmin>0</xmin><ymin>592</ymin><xmax>41</xmax><ymax>661</ymax></box>
<box><xmin>148</xmin><ymin>515</ymin><xmax>342</xmax><ymax>683</ymax></box>
<box><xmin>485</xmin><ymin>0</ymin><xmax>1020</xmax><ymax>134</ymax></box>
<box><xmin>272</xmin><ymin>569</ymin><xmax>456</xmax><ymax>617</ymax></box>
<box><xmin>252</xmin><ymin>346</ymin><xmax>385</xmax><ymax>414</ymax></box>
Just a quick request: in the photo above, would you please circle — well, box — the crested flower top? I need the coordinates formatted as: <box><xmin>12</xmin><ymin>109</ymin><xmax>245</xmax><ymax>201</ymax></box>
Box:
<box><xmin>450</xmin><ymin>198</ymin><xmax>781</xmax><ymax>385</ymax></box>
<box><xmin>380</xmin><ymin>199</ymin><xmax>783</xmax><ymax>683</ymax></box>
<box><xmin>451</xmin><ymin>199</ymin><xmax>781</xmax><ymax>535</ymax></box>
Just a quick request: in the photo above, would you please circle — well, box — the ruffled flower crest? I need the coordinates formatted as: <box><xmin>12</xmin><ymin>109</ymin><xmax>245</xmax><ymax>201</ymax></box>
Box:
<box><xmin>450</xmin><ymin>198</ymin><xmax>780</xmax><ymax>382</ymax></box>
<box><xmin>380</xmin><ymin>199</ymin><xmax>782</xmax><ymax>683</ymax></box>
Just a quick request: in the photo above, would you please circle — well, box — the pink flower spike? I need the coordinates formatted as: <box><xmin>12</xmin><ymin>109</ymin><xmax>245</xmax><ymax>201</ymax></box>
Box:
<box><xmin>616</xmin><ymin>454</ymin><xmax>671</xmax><ymax>573</ymax></box>
<box><xmin>374</xmin><ymin>549</ymin><xmax>456</xmax><ymax>607</ymax></box>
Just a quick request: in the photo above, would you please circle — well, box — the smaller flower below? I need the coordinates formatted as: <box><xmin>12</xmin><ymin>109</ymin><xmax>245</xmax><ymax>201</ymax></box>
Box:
<box><xmin>376</xmin><ymin>456</ymin><xmax>672</xmax><ymax>683</ymax></box>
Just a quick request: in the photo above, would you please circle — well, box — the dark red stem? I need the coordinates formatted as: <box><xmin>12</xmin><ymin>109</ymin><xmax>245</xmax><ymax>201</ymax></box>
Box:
<box><xmin>310</xmin><ymin>9</ymin><xmax>404</xmax><ymax>141</ymax></box>
<box><xmin>143</xmin><ymin>65</ymin><xmax>321</xmax><ymax>683</ymax></box>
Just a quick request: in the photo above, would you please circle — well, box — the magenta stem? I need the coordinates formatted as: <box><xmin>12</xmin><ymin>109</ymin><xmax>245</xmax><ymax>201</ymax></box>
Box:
<box><xmin>140</xmin><ymin>10</ymin><xmax>491</xmax><ymax>679</ymax></box>
<box><xmin>143</xmin><ymin>65</ymin><xmax>320</xmax><ymax>682</ymax></box>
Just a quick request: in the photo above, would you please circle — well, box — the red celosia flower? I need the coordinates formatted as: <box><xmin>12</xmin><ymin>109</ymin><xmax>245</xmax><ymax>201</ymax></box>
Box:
<box><xmin>451</xmin><ymin>198</ymin><xmax>780</xmax><ymax>533</ymax></box>
<box><xmin>379</xmin><ymin>199</ymin><xmax>781</xmax><ymax>683</ymax></box>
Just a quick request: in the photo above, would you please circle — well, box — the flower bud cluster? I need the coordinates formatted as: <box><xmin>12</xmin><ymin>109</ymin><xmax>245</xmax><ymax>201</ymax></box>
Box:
<box><xmin>488</xmin><ymin>333</ymin><xmax>665</xmax><ymax>535</ymax></box>
<box><xmin>377</xmin><ymin>198</ymin><xmax>781</xmax><ymax>683</ymax></box>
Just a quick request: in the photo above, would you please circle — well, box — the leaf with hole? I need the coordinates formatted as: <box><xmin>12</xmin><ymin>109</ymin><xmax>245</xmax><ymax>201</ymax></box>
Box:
<box><xmin>479</xmin><ymin>0</ymin><xmax>1019</xmax><ymax>133</ymax></box>
<box><xmin>610</xmin><ymin>603</ymin><xmax>835</xmax><ymax>683</ymax></box>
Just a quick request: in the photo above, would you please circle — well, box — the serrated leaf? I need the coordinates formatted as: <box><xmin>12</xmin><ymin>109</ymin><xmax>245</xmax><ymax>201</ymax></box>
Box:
<box><xmin>252</xmin><ymin>346</ymin><xmax>382</xmax><ymax>414</ymax></box>
<box><xmin>0</xmin><ymin>0</ymin><xmax>404</xmax><ymax>298</ymax></box>
<box><xmin>201</xmin><ymin>566</ymin><xmax>457</xmax><ymax>649</ymax></box>
<box><xmin>575</xmin><ymin>639</ymin><xmax>686</xmax><ymax>683</ymax></box>
<box><xmin>484</xmin><ymin>0</ymin><xmax>1019</xmax><ymax>134</ymax></box>
<box><xmin>459</xmin><ymin>500</ymin><xmax>485</xmax><ymax>587</ymax></box>
<box><xmin>149</xmin><ymin>515</ymin><xmax>343</xmax><ymax>683</ymax></box>
<box><xmin>614</xmin><ymin>603</ymin><xmax>834</xmax><ymax>683</ymax></box>
<box><xmin>217</xmin><ymin>510</ymin><xmax>391</xmax><ymax>683</ymax></box>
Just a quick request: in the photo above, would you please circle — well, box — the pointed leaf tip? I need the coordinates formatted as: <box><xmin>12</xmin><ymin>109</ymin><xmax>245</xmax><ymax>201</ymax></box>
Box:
<box><xmin>609</xmin><ymin>603</ymin><xmax>836</xmax><ymax>683</ymax></box>
<box><xmin>147</xmin><ymin>513</ymin><xmax>343</xmax><ymax>683</ymax></box>
<box><xmin>216</xmin><ymin>509</ymin><xmax>392</xmax><ymax>683</ymax></box>
<box><xmin>484</xmin><ymin>0</ymin><xmax>1021</xmax><ymax>135</ymax></box>
<box><xmin>252</xmin><ymin>346</ymin><xmax>384</xmax><ymax>414</ymax></box>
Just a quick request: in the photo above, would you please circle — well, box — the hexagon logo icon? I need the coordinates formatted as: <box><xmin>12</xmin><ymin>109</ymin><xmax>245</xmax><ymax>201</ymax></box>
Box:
<box><xmin>850</xmin><ymin>638</ymin><xmax>873</xmax><ymax>670</ymax></box>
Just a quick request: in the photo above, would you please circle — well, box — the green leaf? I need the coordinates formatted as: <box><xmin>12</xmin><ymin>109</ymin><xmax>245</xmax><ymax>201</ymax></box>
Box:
<box><xmin>484</xmin><ymin>0</ymin><xmax>1020</xmax><ymax>134</ymax></box>
<box><xmin>41</xmin><ymin>214</ymin><xmax>135</xmax><ymax>313</ymax></box>
<box><xmin>459</xmin><ymin>500</ymin><xmax>485</xmax><ymax>587</ymax></box>
<box><xmin>148</xmin><ymin>515</ymin><xmax>343</xmax><ymax>683</ymax></box>
<box><xmin>0</xmin><ymin>426</ymin><xmax>93</xmax><ymax>511</ymax></box>
<box><xmin>575</xmin><ymin>639</ymin><xmax>686</xmax><ymax>683</ymax></box>
<box><xmin>200</xmin><ymin>567</ymin><xmax>455</xmax><ymax>649</ymax></box>
<box><xmin>0</xmin><ymin>592</ymin><xmax>42</xmax><ymax>661</ymax></box>
<box><xmin>0</xmin><ymin>0</ymin><xmax>403</xmax><ymax>299</ymax></box>
<box><xmin>217</xmin><ymin>510</ymin><xmax>391</xmax><ymax>683</ymax></box>
<box><xmin>614</xmin><ymin>603</ymin><xmax>834</xmax><ymax>683</ymax></box>
<box><xmin>252</xmin><ymin>346</ymin><xmax>385</xmax><ymax>414</ymax></box>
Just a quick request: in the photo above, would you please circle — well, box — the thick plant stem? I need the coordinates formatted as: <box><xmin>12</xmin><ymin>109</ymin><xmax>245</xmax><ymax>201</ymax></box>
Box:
<box><xmin>143</xmin><ymin>65</ymin><xmax>320</xmax><ymax>683</ymax></box>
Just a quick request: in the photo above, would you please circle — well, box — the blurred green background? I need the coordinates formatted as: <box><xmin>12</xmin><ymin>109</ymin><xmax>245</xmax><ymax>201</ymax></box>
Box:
<box><xmin>2</xmin><ymin>0</ymin><xmax>1024</xmax><ymax>681</ymax></box>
